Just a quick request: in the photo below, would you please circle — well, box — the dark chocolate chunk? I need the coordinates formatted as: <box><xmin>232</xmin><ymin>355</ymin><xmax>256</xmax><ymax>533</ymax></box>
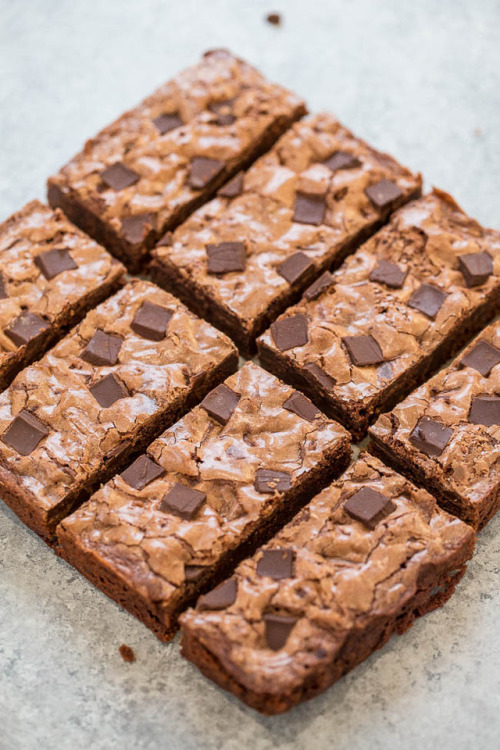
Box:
<box><xmin>152</xmin><ymin>112</ymin><xmax>183</xmax><ymax>134</ymax></box>
<box><xmin>270</xmin><ymin>314</ymin><xmax>308</xmax><ymax>351</ymax></box>
<box><xmin>0</xmin><ymin>273</ymin><xmax>7</xmax><ymax>299</ymax></box>
<box><xmin>344</xmin><ymin>487</ymin><xmax>396</xmax><ymax>529</ymax></box>
<box><xmin>254</xmin><ymin>469</ymin><xmax>292</xmax><ymax>494</ymax></box>
<box><xmin>198</xmin><ymin>579</ymin><xmax>237</xmax><ymax>611</ymax></box>
<box><xmin>131</xmin><ymin>301</ymin><xmax>172</xmax><ymax>341</ymax></box>
<box><xmin>5</xmin><ymin>312</ymin><xmax>50</xmax><ymax>347</ymax></box>
<box><xmin>365</xmin><ymin>179</ymin><xmax>403</xmax><ymax>210</ymax></box>
<box><xmin>293</xmin><ymin>193</ymin><xmax>326</xmax><ymax>226</ymax></box>
<box><xmin>257</xmin><ymin>548</ymin><xmax>294</xmax><ymax>579</ymax></box>
<box><xmin>206</xmin><ymin>242</ymin><xmax>246</xmax><ymax>274</ymax></box>
<box><xmin>101</xmin><ymin>162</ymin><xmax>140</xmax><ymax>191</ymax></box>
<box><xmin>342</xmin><ymin>335</ymin><xmax>384</xmax><ymax>366</ymax></box>
<box><xmin>304</xmin><ymin>271</ymin><xmax>334</xmax><ymax>301</ymax></box>
<box><xmin>200</xmin><ymin>384</ymin><xmax>240</xmax><ymax>425</ymax></box>
<box><xmin>264</xmin><ymin>614</ymin><xmax>297</xmax><ymax>651</ymax></box>
<box><xmin>121</xmin><ymin>213</ymin><xmax>155</xmax><ymax>244</ymax></box>
<box><xmin>189</xmin><ymin>157</ymin><xmax>226</xmax><ymax>189</ymax></box>
<box><xmin>283</xmin><ymin>391</ymin><xmax>321</xmax><ymax>422</ymax></box>
<box><xmin>469</xmin><ymin>396</ymin><xmax>500</xmax><ymax>427</ymax></box>
<box><xmin>120</xmin><ymin>455</ymin><xmax>165</xmax><ymax>490</ymax></box>
<box><xmin>81</xmin><ymin>329</ymin><xmax>123</xmax><ymax>367</ymax></box>
<box><xmin>266</xmin><ymin>12</ymin><xmax>282</xmax><ymax>26</ymax></box>
<box><xmin>323</xmin><ymin>150</ymin><xmax>361</xmax><ymax>172</ymax></box>
<box><xmin>89</xmin><ymin>373</ymin><xmax>129</xmax><ymax>408</ymax></box>
<box><xmin>160</xmin><ymin>483</ymin><xmax>206</xmax><ymax>520</ymax></box>
<box><xmin>458</xmin><ymin>251</ymin><xmax>493</xmax><ymax>288</ymax></box>
<box><xmin>2</xmin><ymin>409</ymin><xmax>49</xmax><ymax>456</ymax></box>
<box><xmin>218</xmin><ymin>172</ymin><xmax>244</xmax><ymax>198</ymax></box>
<box><xmin>304</xmin><ymin>362</ymin><xmax>336</xmax><ymax>391</ymax></box>
<box><xmin>460</xmin><ymin>340</ymin><xmax>500</xmax><ymax>377</ymax></box>
<box><xmin>408</xmin><ymin>283</ymin><xmax>447</xmax><ymax>319</ymax></box>
<box><xmin>369</xmin><ymin>260</ymin><xmax>407</xmax><ymax>289</ymax></box>
<box><xmin>409</xmin><ymin>416</ymin><xmax>453</xmax><ymax>457</ymax></box>
<box><xmin>34</xmin><ymin>248</ymin><xmax>78</xmax><ymax>280</ymax></box>
<box><xmin>184</xmin><ymin>565</ymin><xmax>206</xmax><ymax>582</ymax></box>
<box><xmin>208</xmin><ymin>100</ymin><xmax>236</xmax><ymax>126</ymax></box>
<box><xmin>277</xmin><ymin>252</ymin><xmax>313</xmax><ymax>285</ymax></box>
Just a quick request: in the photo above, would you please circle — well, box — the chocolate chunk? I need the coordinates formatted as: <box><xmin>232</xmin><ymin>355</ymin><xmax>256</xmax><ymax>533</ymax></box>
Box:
<box><xmin>323</xmin><ymin>150</ymin><xmax>361</xmax><ymax>172</ymax></box>
<box><xmin>460</xmin><ymin>340</ymin><xmax>500</xmax><ymax>377</ymax></box>
<box><xmin>408</xmin><ymin>283</ymin><xmax>447</xmax><ymax>319</ymax></box>
<box><xmin>153</xmin><ymin>112</ymin><xmax>183</xmax><ymax>134</ymax></box>
<box><xmin>254</xmin><ymin>469</ymin><xmax>292</xmax><ymax>494</ymax></box>
<box><xmin>469</xmin><ymin>396</ymin><xmax>500</xmax><ymax>427</ymax></box>
<box><xmin>369</xmin><ymin>260</ymin><xmax>407</xmax><ymax>289</ymax></box>
<box><xmin>458</xmin><ymin>251</ymin><xmax>493</xmax><ymax>288</ymax></box>
<box><xmin>101</xmin><ymin>162</ymin><xmax>140</xmax><ymax>191</ymax></box>
<box><xmin>342</xmin><ymin>335</ymin><xmax>384</xmax><ymax>366</ymax></box>
<box><xmin>304</xmin><ymin>362</ymin><xmax>336</xmax><ymax>391</ymax></box>
<box><xmin>198</xmin><ymin>579</ymin><xmax>237</xmax><ymax>611</ymax></box>
<box><xmin>81</xmin><ymin>329</ymin><xmax>123</xmax><ymax>367</ymax></box>
<box><xmin>2</xmin><ymin>410</ymin><xmax>49</xmax><ymax>456</ymax></box>
<box><xmin>365</xmin><ymin>179</ymin><xmax>403</xmax><ymax>210</ymax></box>
<box><xmin>131</xmin><ymin>301</ymin><xmax>173</xmax><ymax>341</ymax></box>
<box><xmin>189</xmin><ymin>157</ymin><xmax>226</xmax><ymax>189</ymax></box>
<box><xmin>208</xmin><ymin>100</ymin><xmax>236</xmax><ymax>126</ymax></box>
<box><xmin>409</xmin><ymin>416</ymin><xmax>453</xmax><ymax>457</ymax></box>
<box><xmin>264</xmin><ymin>613</ymin><xmax>297</xmax><ymax>651</ymax></box>
<box><xmin>277</xmin><ymin>252</ymin><xmax>313</xmax><ymax>285</ymax></box>
<box><xmin>184</xmin><ymin>565</ymin><xmax>206</xmax><ymax>582</ymax></box>
<box><xmin>200</xmin><ymin>384</ymin><xmax>240</xmax><ymax>425</ymax></box>
<box><xmin>218</xmin><ymin>172</ymin><xmax>244</xmax><ymax>198</ymax></box>
<box><xmin>266</xmin><ymin>12</ymin><xmax>282</xmax><ymax>26</ymax></box>
<box><xmin>270</xmin><ymin>314</ymin><xmax>308</xmax><ymax>351</ymax></box>
<box><xmin>89</xmin><ymin>373</ymin><xmax>129</xmax><ymax>408</ymax></box>
<box><xmin>256</xmin><ymin>548</ymin><xmax>294</xmax><ymax>579</ymax></box>
<box><xmin>121</xmin><ymin>213</ymin><xmax>155</xmax><ymax>244</ymax></box>
<box><xmin>344</xmin><ymin>487</ymin><xmax>396</xmax><ymax>529</ymax></box>
<box><xmin>206</xmin><ymin>242</ymin><xmax>246</xmax><ymax>274</ymax></box>
<box><xmin>5</xmin><ymin>312</ymin><xmax>50</xmax><ymax>347</ymax></box>
<box><xmin>120</xmin><ymin>455</ymin><xmax>165</xmax><ymax>490</ymax></box>
<box><xmin>34</xmin><ymin>248</ymin><xmax>78</xmax><ymax>280</ymax></box>
<box><xmin>304</xmin><ymin>271</ymin><xmax>334</xmax><ymax>301</ymax></box>
<box><xmin>160</xmin><ymin>483</ymin><xmax>206</xmax><ymax>520</ymax></box>
<box><xmin>0</xmin><ymin>274</ymin><xmax>7</xmax><ymax>299</ymax></box>
<box><xmin>293</xmin><ymin>193</ymin><xmax>326</xmax><ymax>225</ymax></box>
<box><xmin>283</xmin><ymin>391</ymin><xmax>321</xmax><ymax>422</ymax></box>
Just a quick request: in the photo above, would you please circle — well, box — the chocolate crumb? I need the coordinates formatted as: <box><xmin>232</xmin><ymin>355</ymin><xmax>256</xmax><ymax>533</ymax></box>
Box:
<box><xmin>119</xmin><ymin>644</ymin><xmax>135</xmax><ymax>663</ymax></box>
<box><xmin>266</xmin><ymin>12</ymin><xmax>282</xmax><ymax>26</ymax></box>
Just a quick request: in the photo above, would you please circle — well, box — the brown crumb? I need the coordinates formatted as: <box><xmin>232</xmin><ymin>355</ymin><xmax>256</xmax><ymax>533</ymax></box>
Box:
<box><xmin>119</xmin><ymin>644</ymin><xmax>135</xmax><ymax>663</ymax></box>
<box><xmin>474</xmin><ymin>127</ymin><xmax>482</xmax><ymax>136</ymax></box>
<box><xmin>266</xmin><ymin>12</ymin><xmax>282</xmax><ymax>26</ymax></box>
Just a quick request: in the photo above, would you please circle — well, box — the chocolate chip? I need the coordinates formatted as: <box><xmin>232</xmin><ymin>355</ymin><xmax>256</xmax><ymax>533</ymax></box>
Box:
<box><xmin>266</xmin><ymin>12</ymin><xmax>282</xmax><ymax>26</ymax></box>
<box><xmin>342</xmin><ymin>335</ymin><xmax>384</xmax><ymax>366</ymax></box>
<box><xmin>254</xmin><ymin>469</ymin><xmax>292</xmax><ymax>494</ymax></box>
<box><xmin>460</xmin><ymin>340</ymin><xmax>500</xmax><ymax>377</ymax></box>
<box><xmin>218</xmin><ymin>172</ymin><xmax>244</xmax><ymax>198</ymax></box>
<box><xmin>206</xmin><ymin>242</ymin><xmax>246</xmax><ymax>274</ymax></box>
<box><xmin>200</xmin><ymin>384</ymin><xmax>240</xmax><ymax>425</ymax></box>
<box><xmin>189</xmin><ymin>157</ymin><xmax>226</xmax><ymax>189</ymax></box>
<box><xmin>283</xmin><ymin>391</ymin><xmax>321</xmax><ymax>422</ymax></box>
<box><xmin>270</xmin><ymin>314</ymin><xmax>308</xmax><ymax>351</ymax></box>
<box><xmin>369</xmin><ymin>260</ymin><xmax>407</xmax><ymax>289</ymax></box>
<box><xmin>409</xmin><ymin>416</ymin><xmax>453</xmax><ymax>457</ymax></box>
<box><xmin>458</xmin><ymin>251</ymin><xmax>493</xmax><ymax>287</ymax></box>
<box><xmin>323</xmin><ymin>150</ymin><xmax>361</xmax><ymax>172</ymax></box>
<box><xmin>277</xmin><ymin>252</ymin><xmax>314</xmax><ymax>285</ymax></box>
<box><xmin>100</xmin><ymin>162</ymin><xmax>140</xmax><ymax>191</ymax></box>
<box><xmin>344</xmin><ymin>487</ymin><xmax>396</xmax><ymax>529</ymax></box>
<box><xmin>0</xmin><ymin>273</ymin><xmax>7</xmax><ymax>299</ymax></box>
<box><xmin>89</xmin><ymin>373</ymin><xmax>128</xmax><ymax>408</ymax></box>
<box><xmin>121</xmin><ymin>213</ymin><xmax>155</xmax><ymax>244</ymax></box>
<box><xmin>81</xmin><ymin>329</ymin><xmax>123</xmax><ymax>367</ymax></box>
<box><xmin>293</xmin><ymin>193</ymin><xmax>326</xmax><ymax>225</ymax></box>
<box><xmin>365</xmin><ymin>179</ymin><xmax>403</xmax><ymax>210</ymax></box>
<box><xmin>408</xmin><ymin>283</ymin><xmax>447</xmax><ymax>319</ymax></box>
<box><xmin>153</xmin><ymin>112</ymin><xmax>183</xmax><ymax>134</ymax></box>
<box><xmin>257</xmin><ymin>548</ymin><xmax>294</xmax><ymax>579</ymax></box>
<box><xmin>120</xmin><ymin>455</ymin><xmax>165</xmax><ymax>490</ymax></box>
<box><xmin>34</xmin><ymin>248</ymin><xmax>78</xmax><ymax>280</ymax></box>
<box><xmin>469</xmin><ymin>396</ymin><xmax>500</xmax><ymax>427</ymax></box>
<box><xmin>264</xmin><ymin>613</ymin><xmax>296</xmax><ymax>650</ymax></box>
<box><xmin>5</xmin><ymin>312</ymin><xmax>50</xmax><ymax>347</ymax></box>
<box><xmin>208</xmin><ymin>100</ymin><xmax>236</xmax><ymax>126</ymax></box>
<box><xmin>160</xmin><ymin>483</ymin><xmax>206</xmax><ymax>519</ymax></box>
<box><xmin>131</xmin><ymin>301</ymin><xmax>172</xmax><ymax>341</ymax></box>
<box><xmin>2</xmin><ymin>410</ymin><xmax>49</xmax><ymax>456</ymax></box>
<box><xmin>304</xmin><ymin>271</ymin><xmax>334</xmax><ymax>300</ymax></box>
<box><xmin>304</xmin><ymin>362</ymin><xmax>336</xmax><ymax>391</ymax></box>
<box><xmin>198</xmin><ymin>579</ymin><xmax>237</xmax><ymax>611</ymax></box>
<box><xmin>184</xmin><ymin>565</ymin><xmax>205</xmax><ymax>582</ymax></box>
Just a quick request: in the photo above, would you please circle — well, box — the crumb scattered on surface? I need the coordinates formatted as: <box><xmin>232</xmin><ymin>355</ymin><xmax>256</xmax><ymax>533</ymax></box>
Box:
<box><xmin>474</xmin><ymin>127</ymin><xmax>482</xmax><ymax>136</ymax></box>
<box><xmin>266</xmin><ymin>12</ymin><xmax>282</xmax><ymax>26</ymax></box>
<box><xmin>119</xmin><ymin>644</ymin><xmax>135</xmax><ymax>663</ymax></box>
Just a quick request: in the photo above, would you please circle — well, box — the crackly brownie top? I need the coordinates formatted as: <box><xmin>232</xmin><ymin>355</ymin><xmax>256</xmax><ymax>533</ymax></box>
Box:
<box><xmin>59</xmin><ymin>363</ymin><xmax>349</xmax><ymax>615</ymax></box>
<box><xmin>48</xmin><ymin>50</ymin><xmax>305</xmax><ymax>243</ymax></box>
<box><xmin>371</xmin><ymin>319</ymin><xmax>500</xmax><ymax>505</ymax></box>
<box><xmin>154</xmin><ymin>113</ymin><xmax>421</xmax><ymax>325</ymax></box>
<box><xmin>180</xmin><ymin>453</ymin><xmax>473</xmax><ymax>696</ymax></box>
<box><xmin>258</xmin><ymin>189</ymin><xmax>500</xmax><ymax>407</ymax></box>
<box><xmin>0</xmin><ymin>200</ymin><xmax>123</xmax><ymax>360</ymax></box>
<box><xmin>0</xmin><ymin>280</ymin><xmax>236</xmax><ymax>509</ymax></box>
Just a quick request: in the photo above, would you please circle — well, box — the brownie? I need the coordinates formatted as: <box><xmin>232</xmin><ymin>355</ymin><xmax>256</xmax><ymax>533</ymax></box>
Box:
<box><xmin>47</xmin><ymin>49</ymin><xmax>306</xmax><ymax>271</ymax></box>
<box><xmin>150</xmin><ymin>113</ymin><xmax>422</xmax><ymax>356</ymax></box>
<box><xmin>0</xmin><ymin>200</ymin><xmax>124</xmax><ymax>391</ymax></box>
<box><xmin>180</xmin><ymin>453</ymin><xmax>475</xmax><ymax>714</ymax></box>
<box><xmin>57</xmin><ymin>363</ymin><xmax>351</xmax><ymax>641</ymax></box>
<box><xmin>0</xmin><ymin>280</ymin><xmax>237</xmax><ymax>543</ymax></box>
<box><xmin>258</xmin><ymin>189</ymin><xmax>500</xmax><ymax>439</ymax></box>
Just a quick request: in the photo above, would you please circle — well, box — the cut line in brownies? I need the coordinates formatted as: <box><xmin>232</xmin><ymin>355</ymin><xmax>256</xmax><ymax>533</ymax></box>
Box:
<box><xmin>0</xmin><ymin>280</ymin><xmax>237</xmax><ymax>543</ymax></box>
<box><xmin>47</xmin><ymin>49</ymin><xmax>306</xmax><ymax>271</ymax></box>
<box><xmin>56</xmin><ymin>363</ymin><xmax>351</xmax><ymax>641</ymax></box>
<box><xmin>180</xmin><ymin>453</ymin><xmax>475</xmax><ymax>714</ymax></box>
<box><xmin>257</xmin><ymin>188</ymin><xmax>500</xmax><ymax>439</ymax></box>
<box><xmin>150</xmin><ymin>112</ymin><xmax>421</xmax><ymax>356</ymax></box>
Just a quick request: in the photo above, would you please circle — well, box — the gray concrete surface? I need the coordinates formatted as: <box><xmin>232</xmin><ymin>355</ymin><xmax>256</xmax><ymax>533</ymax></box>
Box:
<box><xmin>1</xmin><ymin>1</ymin><xmax>500</xmax><ymax>748</ymax></box>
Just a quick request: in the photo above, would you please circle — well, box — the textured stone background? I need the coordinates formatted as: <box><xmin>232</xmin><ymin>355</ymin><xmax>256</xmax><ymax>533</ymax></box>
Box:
<box><xmin>1</xmin><ymin>1</ymin><xmax>500</xmax><ymax>748</ymax></box>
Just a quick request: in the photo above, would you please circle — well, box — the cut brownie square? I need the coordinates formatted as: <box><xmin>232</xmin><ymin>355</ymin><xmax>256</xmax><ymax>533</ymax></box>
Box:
<box><xmin>258</xmin><ymin>189</ymin><xmax>500</xmax><ymax>439</ymax></box>
<box><xmin>47</xmin><ymin>49</ymin><xmax>306</xmax><ymax>271</ymax></box>
<box><xmin>180</xmin><ymin>453</ymin><xmax>475</xmax><ymax>714</ymax></box>
<box><xmin>57</xmin><ymin>363</ymin><xmax>351</xmax><ymax>641</ymax></box>
<box><xmin>0</xmin><ymin>200</ymin><xmax>124</xmax><ymax>390</ymax></box>
<box><xmin>150</xmin><ymin>113</ymin><xmax>422</xmax><ymax>356</ymax></box>
<box><xmin>369</xmin><ymin>318</ymin><xmax>500</xmax><ymax>530</ymax></box>
<box><xmin>0</xmin><ymin>280</ymin><xmax>237</xmax><ymax>543</ymax></box>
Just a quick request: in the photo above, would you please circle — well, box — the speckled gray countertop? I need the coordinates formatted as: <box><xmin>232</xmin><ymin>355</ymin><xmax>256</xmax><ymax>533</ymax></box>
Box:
<box><xmin>1</xmin><ymin>1</ymin><xmax>500</xmax><ymax>748</ymax></box>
